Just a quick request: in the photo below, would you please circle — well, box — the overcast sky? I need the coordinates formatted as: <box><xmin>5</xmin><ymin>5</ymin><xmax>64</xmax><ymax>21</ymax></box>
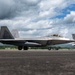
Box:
<box><xmin>0</xmin><ymin>0</ymin><xmax>75</xmax><ymax>38</ymax></box>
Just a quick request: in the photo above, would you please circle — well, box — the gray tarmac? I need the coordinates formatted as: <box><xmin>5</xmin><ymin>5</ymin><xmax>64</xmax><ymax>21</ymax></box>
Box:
<box><xmin>0</xmin><ymin>49</ymin><xmax>75</xmax><ymax>75</ymax></box>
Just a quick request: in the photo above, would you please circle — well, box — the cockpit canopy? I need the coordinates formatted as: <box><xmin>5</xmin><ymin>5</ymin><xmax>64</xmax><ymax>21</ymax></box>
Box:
<box><xmin>47</xmin><ymin>34</ymin><xmax>63</xmax><ymax>37</ymax></box>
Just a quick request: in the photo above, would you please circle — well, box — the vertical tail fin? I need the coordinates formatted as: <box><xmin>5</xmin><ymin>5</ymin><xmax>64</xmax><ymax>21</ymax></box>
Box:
<box><xmin>72</xmin><ymin>34</ymin><xmax>75</xmax><ymax>40</ymax></box>
<box><xmin>11</xmin><ymin>29</ymin><xmax>19</xmax><ymax>38</ymax></box>
<box><xmin>0</xmin><ymin>26</ymin><xmax>14</xmax><ymax>39</ymax></box>
<box><xmin>72</xmin><ymin>34</ymin><xmax>75</xmax><ymax>45</ymax></box>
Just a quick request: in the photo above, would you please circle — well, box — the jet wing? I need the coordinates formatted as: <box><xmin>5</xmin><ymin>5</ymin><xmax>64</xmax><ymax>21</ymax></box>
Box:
<box><xmin>0</xmin><ymin>39</ymin><xmax>42</xmax><ymax>46</ymax></box>
<box><xmin>0</xmin><ymin>39</ymin><xmax>74</xmax><ymax>46</ymax></box>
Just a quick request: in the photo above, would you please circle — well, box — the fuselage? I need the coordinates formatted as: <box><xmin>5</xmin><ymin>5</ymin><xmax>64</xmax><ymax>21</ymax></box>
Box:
<box><xmin>13</xmin><ymin>36</ymin><xmax>71</xmax><ymax>46</ymax></box>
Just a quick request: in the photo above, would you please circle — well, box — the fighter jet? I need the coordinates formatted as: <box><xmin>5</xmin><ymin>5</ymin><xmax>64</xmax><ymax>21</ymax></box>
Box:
<box><xmin>0</xmin><ymin>26</ymin><xmax>74</xmax><ymax>50</ymax></box>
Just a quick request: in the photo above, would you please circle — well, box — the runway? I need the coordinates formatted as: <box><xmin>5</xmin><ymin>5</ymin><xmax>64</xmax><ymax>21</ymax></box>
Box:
<box><xmin>0</xmin><ymin>49</ymin><xmax>75</xmax><ymax>75</ymax></box>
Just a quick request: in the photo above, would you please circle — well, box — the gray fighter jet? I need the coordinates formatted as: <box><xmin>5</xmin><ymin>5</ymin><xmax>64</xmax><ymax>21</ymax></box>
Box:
<box><xmin>0</xmin><ymin>26</ymin><xmax>74</xmax><ymax>50</ymax></box>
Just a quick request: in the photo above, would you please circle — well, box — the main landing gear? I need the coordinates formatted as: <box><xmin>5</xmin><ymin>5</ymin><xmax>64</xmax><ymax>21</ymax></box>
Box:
<box><xmin>48</xmin><ymin>47</ymin><xmax>59</xmax><ymax>50</ymax></box>
<box><xmin>18</xmin><ymin>46</ymin><xmax>28</xmax><ymax>50</ymax></box>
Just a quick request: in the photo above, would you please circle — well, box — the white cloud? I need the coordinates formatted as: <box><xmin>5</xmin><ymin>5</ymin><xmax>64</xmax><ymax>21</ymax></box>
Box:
<box><xmin>0</xmin><ymin>0</ymin><xmax>75</xmax><ymax>38</ymax></box>
<box><xmin>38</xmin><ymin>0</ymin><xmax>69</xmax><ymax>19</ymax></box>
<box><xmin>39</xmin><ymin>0</ymin><xmax>66</xmax><ymax>11</ymax></box>
<box><xmin>64</xmin><ymin>11</ymin><xmax>75</xmax><ymax>23</ymax></box>
<box><xmin>59</xmin><ymin>28</ymin><xmax>69</xmax><ymax>37</ymax></box>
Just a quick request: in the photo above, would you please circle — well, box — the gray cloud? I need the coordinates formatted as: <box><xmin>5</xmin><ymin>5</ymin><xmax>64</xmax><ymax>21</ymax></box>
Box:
<box><xmin>0</xmin><ymin>0</ymin><xmax>18</xmax><ymax>19</ymax></box>
<box><xmin>0</xmin><ymin>0</ymin><xmax>40</xmax><ymax>19</ymax></box>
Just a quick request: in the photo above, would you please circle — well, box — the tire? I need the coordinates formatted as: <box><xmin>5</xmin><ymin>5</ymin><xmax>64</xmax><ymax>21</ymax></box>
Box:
<box><xmin>23</xmin><ymin>46</ymin><xmax>28</xmax><ymax>50</ymax></box>
<box><xmin>48</xmin><ymin>47</ymin><xmax>51</xmax><ymax>50</ymax></box>
<box><xmin>18</xmin><ymin>46</ymin><xmax>22</xmax><ymax>50</ymax></box>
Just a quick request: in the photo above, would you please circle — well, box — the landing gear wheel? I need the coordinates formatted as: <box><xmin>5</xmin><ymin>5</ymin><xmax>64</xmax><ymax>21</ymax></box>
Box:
<box><xmin>18</xmin><ymin>46</ymin><xmax>22</xmax><ymax>50</ymax></box>
<box><xmin>24</xmin><ymin>46</ymin><xmax>28</xmax><ymax>50</ymax></box>
<box><xmin>48</xmin><ymin>47</ymin><xmax>51</xmax><ymax>50</ymax></box>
